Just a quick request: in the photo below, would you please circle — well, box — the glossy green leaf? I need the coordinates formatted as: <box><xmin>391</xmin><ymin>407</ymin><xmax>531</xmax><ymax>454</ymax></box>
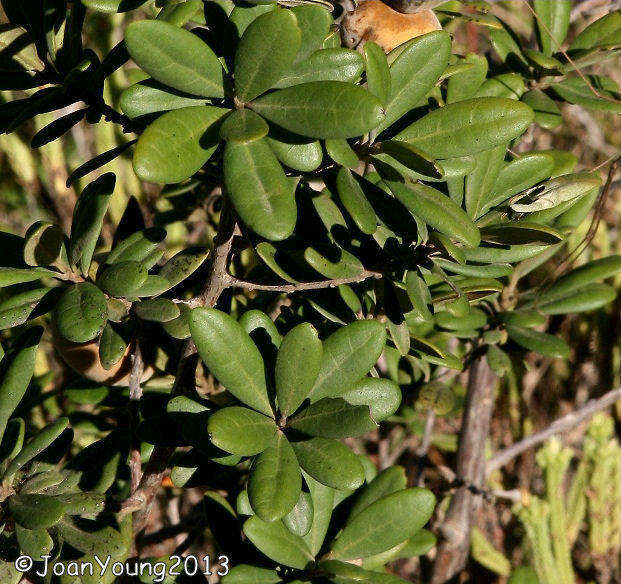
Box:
<box><xmin>248</xmin><ymin>431</ymin><xmax>301</xmax><ymax>521</ymax></box>
<box><xmin>481</xmin><ymin>222</ymin><xmax>564</xmax><ymax>245</ymax></box>
<box><xmin>465</xmin><ymin>145</ymin><xmax>506</xmax><ymax>219</ymax></box>
<box><xmin>364</xmin><ymin>41</ymin><xmax>391</xmax><ymax>106</ymax></box>
<box><xmin>220</xmin><ymin>109</ymin><xmax>269</xmax><ymax>143</ymax></box>
<box><xmin>97</xmin><ymin>261</ymin><xmax>148</xmax><ymax>297</ymax></box>
<box><xmin>497</xmin><ymin>310</ymin><xmax>546</xmax><ymax>328</ymax></box>
<box><xmin>157</xmin><ymin>0</ymin><xmax>202</xmax><ymax>26</ymax></box>
<box><xmin>292</xmin><ymin>437</ymin><xmax>364</xmax><ymax>490</ymax></box>
<box><xmin>521</xmin><ymin>89</ymin><xmax>562</xmax><ymax>129</ymax></box>
<box><xmin>396</xmin><ymin>98</ymin><xmax>534</xmax><ymax>158</ymax></box>
<box><xmin>276</xmin><ymin>323</ymin><xmax>322</xmax><ymax>418</ymax></box>
<box><xmin>107</xmin><ymin>227</ymin><xmax>166</xmax><ymax>265</ymax></box>
<box><xmin>283</xmin><ymin>491</ymin><xmax>314</xmax><ymax>537</ymax></box>
<box><xmin>489</xmin><ymin>22</ymin><xmax>527</xmax><ymax>65</ymax></box>
<box><xmin>222</xmin><ymin>565</ymin><xmax>280</xmax><ymax>584</ymax></box>
<box><xmin>134</xmin><ymin>298</ymin><xmax>180</xmax><ymax>323</ymax></box>
<box><xmin>208</xmin><ymin>406</ymin><xmax>276</xmax><ymax>455</ymax></box>
<box><xmin>243</xmin><ymin>515</ymin><xmax>313</xmax><ymax>569</ymax></box>
<box><xmin>98</xmin><ymin>322</ymin><xmax>127</xmax><ymax>370</ymax></box>
<box><xmin>349</xmin><ymin>466</ymin><xmax>407</xmax><ymax>519</ymax></box>
<box><xmin>15</xmin><ymin>525</ymin><xmax>53</xmax><ymax>558</ymax></box>
<box><xmin>159</xmin><ymin>247</ymin><xmax>209</xmax><ymax>290</ymax></box>
<box><xmin>325</xmin><ymin>139</ymin><xmax>359</xmax><ymax>169</ymax></box>
<box><xmin>133</xmin><ymin>106</ymin><xmax>227</xmax><ymax>184</ymax></box>
<box><xmin>82</xmin><ymin>0</ymin><xmax>148</xmax><ymax>12</ymax></box>
<box><xmin>435</xmin><ymin>308</ymin><xmax>487</xmax><ymax>331</ymax></box>
<box><xmin>319</xmin><ymin>560</ymin><xmax>409</xmax><ymax>583</ymax></box>
<box><xmin>341</xmin><ymin>378</ymin><xmax>401</xmax><ymax>422</ymax></box>
<box><xmin>378</xmin><ymin>31</ymin><xmax>451</xmax><ymax>133</ymax></box>
<box><xmin>303</xmin><ymin>472</ymin><xmax>334</xmax><ymax>555</ymax></box>
<box><xmin>235</xmin><ymin>9</ymin><xmax>301</xmax><ymax>102</ymax></box>
<box><xmin>464</xmin><ymin>243</ymin><xmax>550</xmax><ymax>264</ymax></box>
<box><xmin>336</xmin><ymin>168</ymin><xmax>377</xmax><ymax>235</ymax></box>
<box><xmin>291</xmin><ymin>4</ymin><xmax>332</xmax><ymax>62</ymax></box>
<box><xmin>0</xmin><ymin>327</ymin><xmax>41</xmax><ymax>442</ymax></box>
<box><xmin>304</xmin><ymin>246</ymin><xmax>364</xmax><ymax>280</ymax></box>
<box><xmin>533</xmin><ymin>0</ymin><xmax>571</xmax><ymax>56</ymax></box>
<box><xmin>476</xmin><ymin>73</ymin><xmax>526</xmax><ymax>100</ymax></box>
<box><xmin>570</xmin><ymin>11</ymin><xmax>621</xmax><ymax>51</ymax></box>
<box><xmin>224</xmin><ymin>138</ymin><xmax>297</xmax><ymax>241</ymax></box>
<box><xmin>375</xmin><ymin>141</ymin><xmax>443</xmax><ymax>179</ymax></box>
<box><xmin>125</xmin><ymin>20</ymin><xmax>225</xmax><ymax>97</ymax></box>
<box><xmin>536</xmin><ymin>284</ymin><xmax>616</xmax><ymax>315</ymax></box>
<box><xmin>506</xmin><ymin>325</ymin><xmax>570</xmax><ymax>359</ymax></box>
<box><xmin>162</xmin><ymin>304</ymin><xmax>192</xmax><ymax>339</ymax></box>
<box><xmin>387</xmin><ymin>181</ymin><xmax>480</xmax><ymax>248</ymax></box>
<box><xmin>54</xmin><ymin>282</ymin><xmax>108</xmax><ymax>344</ymax></box>
<box><xmin>9</xmin><ymin>494</ymin><xmax>65</xmax><ymax>530</ymax></box>
<box><xmin>251</xmin><ymin>81</ymin><xmax>385</xmax><ymax>139</ymax></box>
<box><xmin>275</xmin><ymin>48</ymin><xmax>364</xmax><ymax>88</ymax></box>
<box><xmin>0</xmin><ymin>419</ymin><xmax>24</xmax><ymax>466</ymax></box>
<box><xmin>69</xmin><ymin>173</ymin><xmax>115</xmax><ymax>274</ymax></box>
<box><xmin>433</xmin><ymin>258</ymin><xmax>513</xmax><ymax>278</ymax></box>
<box><xmin>190</xmin><ymin>308</ymin><xmax>273</xmax><ymax>416</ymax></box>
<box><xmin>331</xmin><ymin>488</ymin><xmax>435</xmax><ymax>560</ymax></box>
<box><xmin>23</xmin><ymin>221</ymin><xmax>67</xmax><ymax>269</ymax></box>
<box><xmin>120</xmin><ymin>80</ymin><xmax>211</xmax><ymax>119</ymax></box>
<box><xmin>267</xmin><ymin>136</ymin><xmax>323</xmax><ymax>172</ymax></box>
<box><xmin>551</xmin><ymin>75</ymin><xmax>621</xmax><ymax>113</ymax></box>
<box><xmin>447</xmin><ymin>53</ymin><xmax>488</xmax><ymax>103</ymax></box>
<box><xmin>288</xmin><ymin>397</ymin><xmax>377</xmax><ymax>438</ymax></box>
<box><xmin>55</xmin><ymin>492</ymin><xmax>106</xmax><ymax>515</ymax></box>
<box><xmin>309</xmin><ymin>319</ymin><xmax>386</xmax><ymax>401</ymax></box>
<box><xmin>3</xmin><ymin>417</ymin><xmax>69</xmax><ymax>480</ymax></box>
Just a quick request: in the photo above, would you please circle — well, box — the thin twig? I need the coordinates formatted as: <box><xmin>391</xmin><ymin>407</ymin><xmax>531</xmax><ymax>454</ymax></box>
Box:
<box><xmin>487</xmin><ymin>386</ymin><xmax>621</xmax><ymax>475</ymax></box>
<box><xmin>128</xmin><ymin>342</ymin><xmax>144</xmax><ymax>497</ymax></box>
<box><xmin>415</xmin><ymin>409</ymin><xmax>436</xmax><ymax>487</ymax></box>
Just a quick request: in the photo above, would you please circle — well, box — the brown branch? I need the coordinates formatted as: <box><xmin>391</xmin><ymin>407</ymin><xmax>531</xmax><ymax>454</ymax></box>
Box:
<box><xmin>431</xmin><ymin>354</ymin><xmax>497</xmax><ymax>584</ymax></box>
<box><xmin>128</xmin><ymin>342</ymin><xmax>144</xmax><ymax>497</ymax></box>
<box><xmin>415</xmin><ymin>409</ymin><xmax>436</xmax><ymax>487</ymax></box>
<box><xmin>226</xmin><ymin>270</ymin><xmax>382</xmax><ymax>294</ymax></box>
<box><xmin>487</xmin><ymin>386</ymin><xmax>621</xmax><ymax>475</ymax></box>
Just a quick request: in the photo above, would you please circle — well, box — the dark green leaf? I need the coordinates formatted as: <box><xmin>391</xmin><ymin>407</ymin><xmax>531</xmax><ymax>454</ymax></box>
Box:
<box><xmin>97</xmin><ymin>261</ymin><xmax>148</xmax><ymax>297</ymax></box>
<box><xmin>341</xmin><ymin>378</ymin><xmax>401</xmax><ymax>421</ymax></box>
<box><xmin>326</xmin><ymin>139</ymin><xmax>359</xmax><ymax>169</ymax></box>
<box><xmin>267</xmin><ymin>136</ymin><xmax>323</xmax><ymax>172</ymax></box>
<box><xmin>570</xmin><ymin>11</ymin><xmax>621</xmax><ymax>51</ymax></box>
<box><xmin>275</xmin><ymin>49</ymin><xmax>364</xmax><ymax>88</ymax></box>
<box><xmin>291</xmin><ymin>4</ymin><xmax>332</xmax><ymax>62</ymax></box>
<box><xmin>536</xmin><ymin>283</ymin><xmax>616</xmax><ymax>315</ymax></box>
<box><xmin>98</xmin><ymin>322</ymin><xmax>127</xmax><ymax>370</ymax></box>
<box><xmin>222</xmin><ymin>565</ymin><xmax>281</xmax><ymax>584</ymax></box>
<box><xmin>220</xmin><ymin>109</ymin><xmax>269</xmax><ymax>144</ymax></box>
<box><xmin>120</xmin><ymin>80</ymin><xmax>211</xmax><ymax>119</ymax></box>
<box><xmin>551</xmin><ymin>75</ymin><xmax>621</xmax><ymax>113</ymax></box>
<box><xmin>9</xmin><ymin>494</ymin><xmax>65</xmax><ymax>529</ymax></box>
<box><xmin>15</xmin><ymin>525</ymin><xmax>53</xmax><ymax>558</ymax></box>
<box><xmin>159</xmin><ymin>247</ymin><xmax>209</xmax><ymax>290</ymax></box>
<box><xmin>506</xmin><ymin>325</ymin><xmax>570</xmax><ymax>359</ymax></box>
<box><xmin>349</xmin><ymin>466</ymin><xmax>407</xmax><ymax>519</ymax></box>
<box><xmin>54</xmin><ymin>282</ymin><xmax>108</xmax><ymax>344</ymax></box>
<box><xmin>134</xmin><ymin>298</ymin><xmax>180</xmax><ymax>322</ymax></box>
<box><xmin>533</xmin><ymin>0</ymin><xmax>571</xmax><ymax>56</ymax></box>
<box><xmin>447</xmin><ymin>53</ymin><xmax>488</xmax><ymax>103</ymax></box>
<box><xmin>336</xmin><ymin>168</ymin><xmax>377</xmax><ymax>235</ymax></box>
<box><xmin>283</xmin><ymin>491</ymin><xmax>314</xmax><ymax>537</ymax></box>
<box><xmin>364</xmin><ymin>41</ymin><xmax>391</xmax><ymax>106</ymax></box>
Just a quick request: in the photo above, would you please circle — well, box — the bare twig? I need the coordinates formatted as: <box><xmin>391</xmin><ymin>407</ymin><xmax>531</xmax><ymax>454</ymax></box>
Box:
<box><xmin>487</xmin><ymin>386</ymin><xmax>621</xmax><ymax>475</ymax></box>
<box><xmin>128</xmin><ymin>342</ymin><xmax>144</xmax><ymax>497</ymax></box>
<box><xmin>431</xmin><ymin>354</ymin><xmax>497</xmax><ymax>584</ymax></box>
<box><xmin>415</xmin><ymin>409</ymin><xmax>436</xmax><ymax>487</ymax></box>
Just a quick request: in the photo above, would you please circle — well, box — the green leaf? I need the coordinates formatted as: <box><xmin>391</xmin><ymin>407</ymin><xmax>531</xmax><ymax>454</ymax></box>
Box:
<box><xmin>0</xmin><ymin>267</ymin><xmax>52</xmax><ymax>287</ymax></box>
<box><xmin>378</xmin><ymin>31</ymin><xmax>451</xmax><ymax>133</ymax></box>
<box><xmin>304</xmin><ymin>246</ymin><xmax>364</xmax><ymax>280</ymax></box>
<box><xmin>9</xmin><ymin>494</ymin><xmax>65</xmax><ymax>530</ymax></box>
<box><xmin>190</xmin><ymin>308</ymin><xmax>273</xmax><ymax>416</ymax></box>
<box><xmin>134</xmin><ymin>298</ymin><xmax>180</xmax><ymax>323</ymax></box>
<box><xmin>571</xmin><ymin>11</ymin><xmax>621</xmax><ymax>51</ymax></box>
<box><xmin>480</xmin><ymin>222</ymin><xmax>564</xmax><ymax>245</ymax></box>
<box><xmin>125</xmin><ymin>20</ymin><xmax>225</xmax><ymax>97</ymax></box>
<box><xmin>208</xmin><ymin>406</ymin><xmax>275</xmax><ymax>456</ymax></box>
<box><xmin>222</xmin><ymin>565</ymin><xmax>281</xmax><ymax>584</ymax></box>
<box><xmin>433</xmin><ymin>258</ymin><xmax>513</xmax><ymax>278</ymax></box>
<box><xmin>331</xmin><ymin>488</ymin><xmax>435</xmax><ymax>560</ymax></box>
<box><xmin>291</xmin><ymin>437</ymin><xmax>364</xmax><ymax>490</ymax></box>
<box><xmin>224</xmin><ymin>138</ymin><xmax>297</xmax><ymax>241</ymax></box>
<box><xmin>364</xmin><ymin>41</ymin><xmax>391</xmax><ymax>106</ymax></box>
<box><xmin>0</xmin><ymin>327</ymin><xmax>41</xmax><ymax>442</ymax></box>
<box><xmin>489</xmin><ymin>22</ymin><xmax>527</xmax><ymax>66</ymax></box>
<box><xmin>55</xmin><ymin>492</ymin><xmax>106</xmax><ymax>515</ymax></box>
<box><xmin>291</xmin><ymin>4</ymin><xmax>332</xmax><ymax>62</ymax></box>
<box><xmin>464</xmin><ymin>145</ymin><xmax>506</xmax><ymax>219</ymax></box>
<box><xmin>107</xmin><ymin>227</ymin><xmax>166</xmax><ymax>265</ymax></box>
<box><xmin>533</xmin><ymin>0</ymin><xmax>571</xmax><ymax>56</ymax></box>
<box><xmin>447</xmin><ymin>53</ymin><xmax>488</xmax><ymax>104</ymax></box>
<box><xmin>536</xmin><ymin>284</ymin><xmax>616</xmax><ymax>315</ymax></box>
<box><xmin>250</xmin><ymin>81</ymin><xmax>385</xmax><ymax>139</ymax></box>
<box><xmin>243</xmin><ymin>515</ymin><xmax>313</xmax><ymax>569</ymax></box>
<box><xmin>120</xmin><ymin>80</ymin><xmax>212</xmax><ymax>119</ymax></box>
<box><xmin>476</xmin><ymin>73</ymin><xmax>526</xmax><ymax>100</ymax></box>
<box><xmin>82</xmin><ymin>0</ymin><xmax>148</xmax><ymax>12</ymax></box>
<box><xmin>288</xmin><ymin>398</ymin><xmax>377</xmax><ymax>438</ymax></box>
<box><xmin>521</xmin><ymin>89</ymin><xmax>562</xmax><ymax>129</ymax></box>
<box><xmin>275</xmin><ymin>49</ymin><xmax>364</xmax><ymax>88</ymax></box>
<box><xmin>508</xmin><ymin>567</ymin><xmax>540</xmax><ymax>584</ymax></box>
<box><xmin>97</xmin><ymin>261</ymin><xmax>148</xmax><ymax>297</ymax></box>
<box><xmin>249</xmin><ymin>431</ymin><xmax>301</xmax><ymax>521</ymax></box>
<box><xmin>396</xmin><ymin>98</ymin><xmax>534</xmax><ymax>159</ymax></box>
<box><xmin>235</xmin><ymin>9</ymin><xmax>301</xmax><ymax>102</ymax></box>
<box><xmin>0</xmin><ymin>419</ymin><xmax>24</xmax><ymax>466</ymax></box>
<box><xmin>341</xmin><ymin>378</ymin><xmax>401</xmax><ymax>422</ymax></box>
<box><xmin>497</xmin><ymin>310</ymin><xmax>546</xmax><ymax>328</ymax></box>
<box><xmin>240</xmin><ymin>310</ymin><xmax>283</xmax><ymax>348</ymax></box>
<box><xmin>537</xmin><ymin>256</ymin><xmax>621</xmax><ymax>303</ymax></box>
<box><xmin>157</xmin><ymin>0</ymin><xmax>203</xmax><ymax>26</ymax></box>
<box><xmin>283</xmin><ymin>491</ymin><xmax>314</xmax><ymax>537</ymax></box>
<box><xmin>267</xmin><ymin>136</ymin><xmax>323</xmax><ymax>172</ymax></box>
<box><xmin>336</xmin><ymin>168</ymin><xmax>377</xmax><ymax>235</ymax></box>
<box><xmin>387</xmin><ymin>181</ymin><xmax>480</xmax><ymax>248</ymax></box>
<box><xmin>436</xmin><ymin>309</ymin><xmax>487</xmax><ymax>331</ymax></box>
<box><xmin>98</xmin><ymin>322</ymin><xmax>127</xmax><ymax>370</ymax></box>
<box><xmin>464</xmin><ymin>244</ymin><xmax>550</xmax><ymax>264</ymax></box>
<box><xmin>506</xmin><ymin>325</ymin><xmax>570</xmax><ymax>359</ymax></box>
<box><xmin>551</xmin><ymin>76</ymin><xmax>621</xmax><ymax>113</ymax></box>
<box><xmin>303</xmin><ymin>472</ymin><xmax>334</xmax><ymax>555</ymax></box>
<box><xmin>276</xmin><ymin>323</ymin><xmax>323</xmax><ymax>418</ymax></box>
<box><xmin>319</xmin><ymin>560</ymin><xmax>409</xmax><ymax>583</ymax></box>
<box><xmin>220</xmin><ymin>109</ymin><xmax>269</xmax><ymax>144</ymax></box>
<box><xmin>326</xmin><ymin>139</ymin><xmax>359</xmax><ymax>169</ymax></box>
<box><xmin>23</xmin><ymin>221</ymin><xmax>68</xmax><ymax>269</ymax></box>
<box><xmin>159</xmin><ymin>247</ymin><xmax>209</xmax><ymax>290</ymax></box>
<box><xmin>349</xmin><ymin>466</ymin><xmax>407</xmax><ymax>519</ymax></box>
<box><xmin>54</xmin><ymin>282</ymin><xmax>108</xmax><ymax>344</ymax></box>
<box><xmin>3</xmin><ymin>417</ymin><xmax>69</xmax><ymax>480</ymax></box>
<box><xmin>309</xmin><ymin>319</ymin><xmax>386</xmax><ymax>401</ymax></box>
<box><xmin>69</xmin><ymin>173</ymin><xmax>115</xmax><ymax>274</ymax></box>
<box><xmin>133</xmin><ymin>106</ymin><xmax>227</xmax><ymax>184</ymax></box>
<box><xmin>15</xmin><ymin>525</ymin><xmax>53</xmax><ymax>558</ymax></box>
<box><xmin>375</xmin><ymin>141</ymin><xmax>443</xmax><ymax>180</ymax></box>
